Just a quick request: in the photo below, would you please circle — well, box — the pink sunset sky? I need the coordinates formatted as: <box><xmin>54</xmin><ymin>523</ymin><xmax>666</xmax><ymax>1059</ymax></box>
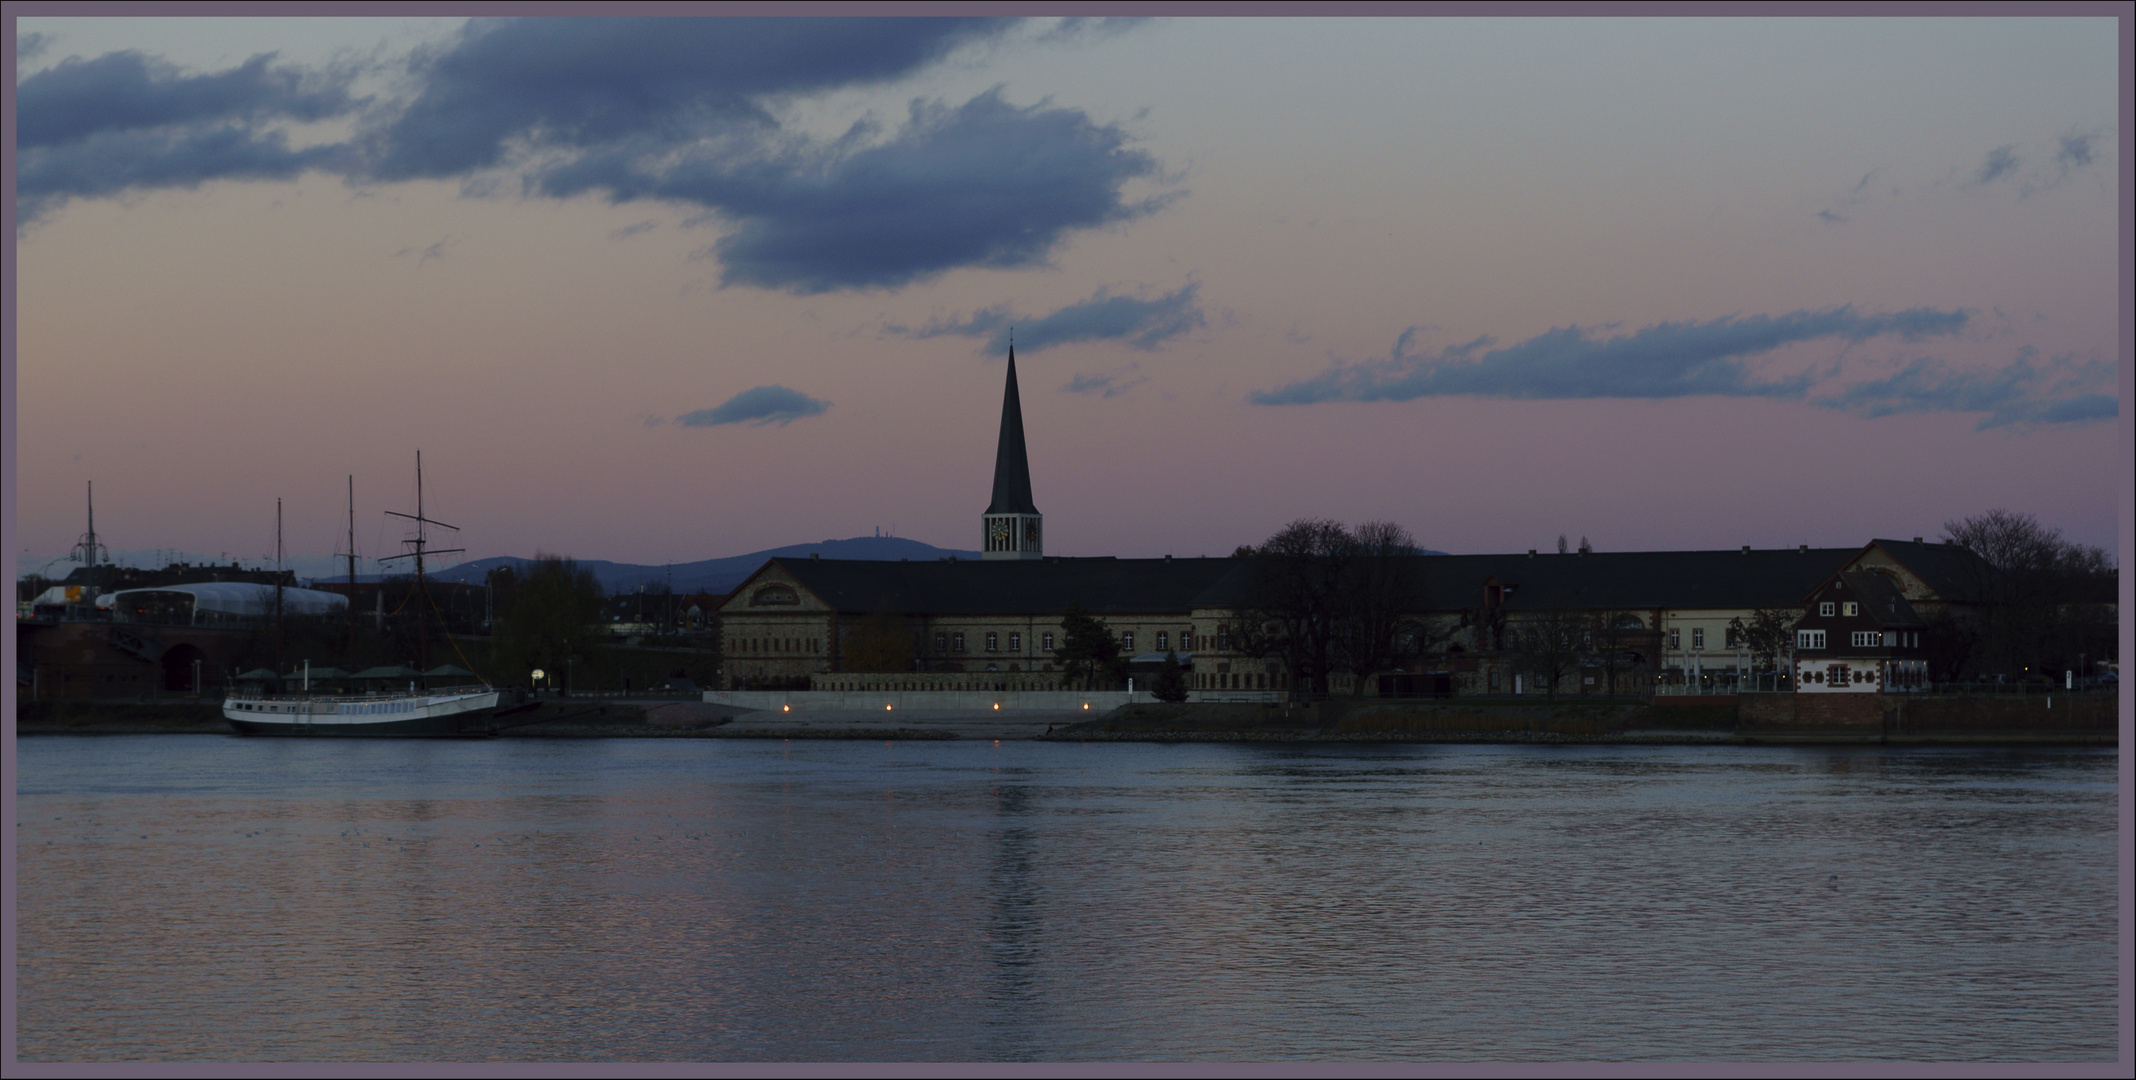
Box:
<box><xmin>8</xmin><ymin>15</ymin><xmax>2127</xmax><ymax>577</ymax></box>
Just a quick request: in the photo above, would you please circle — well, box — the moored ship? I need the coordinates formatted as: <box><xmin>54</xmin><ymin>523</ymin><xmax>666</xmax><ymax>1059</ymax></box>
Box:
<box><xmin>224</xmin><ymin>685</ymin><xmax>501</xmax><ymax>737</ymax></box>
<box><xmin>222</xmin><ymin>452</ymin><xmax>500</xmax><ymax>737</ymax></box>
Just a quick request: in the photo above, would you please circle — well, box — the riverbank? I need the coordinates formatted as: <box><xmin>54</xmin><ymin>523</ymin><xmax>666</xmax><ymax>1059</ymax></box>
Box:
<box><xmin>13</xmin><ymin>700</ymin><xmax>232</xmax><ymax>734</ymax></box>
<box><xmin>1040</xmin><ymin>698</ymin><xmax>2119</xmax><ymax>746</ymax></box>
<box><xmin>13</xmin><ymin>696</ymin><xmax>2118</xmax><ymax>745</ymax></box>
<box><xmin>9</xmin><ymin>699</ymin><xmax>967</xmax><ymax>740</ymax></box>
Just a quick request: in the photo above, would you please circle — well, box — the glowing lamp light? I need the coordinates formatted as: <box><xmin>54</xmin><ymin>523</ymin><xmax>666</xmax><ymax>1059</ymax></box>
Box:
<box><xmin>992</xmin><ymin>703</ymin><xmax>1000</xmax><ymax>710</ymax></box>
<box><xmin>782</xmin><ymin>704</ymin><xmax>791</xmax><ymax>712</ymax></box>
<box><xmin>885</xmin><ymin>704</ymin><xmax>894</xmax><ymax>711</ymax></box>
<box><xmin>1082</xmin><ymin>703</ymin><xmax>1090</xmax><ymax>710</ymax></box>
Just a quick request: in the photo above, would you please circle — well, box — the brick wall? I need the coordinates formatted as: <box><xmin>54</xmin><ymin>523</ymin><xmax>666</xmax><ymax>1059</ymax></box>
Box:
<box><xmin>1793</xmin><ymin>694</ymin><xmax>1884</xmax><ymax>726</ymax></box>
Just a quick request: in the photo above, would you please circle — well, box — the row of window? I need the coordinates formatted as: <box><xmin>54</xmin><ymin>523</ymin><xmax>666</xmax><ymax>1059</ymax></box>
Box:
<box><xmin>1200</xmin><ymin>671</ymin><xmax>1282</xmax><ymax>690</ymax></box>
<box><xmin>730</xmin><ymin>638</ymin><xmax>819</xmax><ymax>654</ymax></box>
<box><xmin>934</xmin><ymin>631</ymin><xmax>1057</xmax><ymax>654</ymax></box>
<box><xmin>1818</xmin><ymin>601</ymin><xmax>1860</xmax><ymax>617</ymax></box>
<box><xmin>1666</xmin><ymin>628</ymin><xmax>1709</xmax><ymax>650</ymax></box>
<box><xmin>921</xmin><ymin>629</ymin><xmax>1205</xmax><ymax>655</ymax></box>
<box><xmin>1666</xmin><ymin>627</ymin><xmax>1802</xmax><ymax>651</ymax></box>
<box><xmin>733</xmin><ymin>623</ymin><xmax>1923</xmax><ymax>661</ymax></box>
<box><xmin>1123</xmin><ymin>631</ymin><xmax>1197</xmax><ymax>653</ymax></box>
<box><xmin>1810</xmin><ymin>665</ymin><xmax>1874</xmax><ymax>685</ymax></box>
<box><xmin>1794</xmin><ymin>629</ymin><xmax>1919</xmax><ymax>651</ymax></box>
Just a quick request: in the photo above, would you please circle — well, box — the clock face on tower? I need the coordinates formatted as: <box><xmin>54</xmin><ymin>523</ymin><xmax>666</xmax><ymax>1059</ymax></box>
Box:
<box><xmin>1024</xmin><ymin>519</ymin><xmax>1041</xmax><ymax>546</ymax></box>
<box><xmin>989</xmin><ymin>518</ymin><xmax>1013</xmax><ymax>549</ymax></box>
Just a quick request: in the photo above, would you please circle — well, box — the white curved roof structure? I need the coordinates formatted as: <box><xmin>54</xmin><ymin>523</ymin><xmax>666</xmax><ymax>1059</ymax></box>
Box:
<box><xmin>99</xmin><ymin>582</ymin><xmax>349</xmax><ymax>617</ymax></box>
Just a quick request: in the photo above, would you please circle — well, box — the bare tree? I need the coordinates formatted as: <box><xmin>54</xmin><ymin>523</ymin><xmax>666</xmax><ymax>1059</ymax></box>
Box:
<box><xmin>1943</xmin><ymin>509</ymin><xmax>2117</xmax><ymax>680</ymax></box>
<box><xmin>1509</xmin><ymin>608</ymin><xmax>1588</xmax><ymax>699</ymax></box>
<box><xmin>1220</xmin><ymin>607</ymin><xmax>1283</xmax><ymax>667</ymax></box>
<box><xmin>1918</xmin><ymin>608</ymin><xmax>1978</xmax><ymax>684</ymax></box>
<box><xmin>1331</xmin><ymin>520</ymin><xmax>1428</xmax><ymax>696</ymax></box>
<box><xmin>1588</xmin><ymin>609</ymin><xmax>1654</xmax><ymax>697</ymax></box>
<box><xmin>1248</xmin><ymin>518</ymin><xmax>1356</xmax><ymax>697</ymax></box>
<box><xmin>1726</xmin><ymin>608</ymin><xmax>1799</xmax><ymax>677</ymax></box>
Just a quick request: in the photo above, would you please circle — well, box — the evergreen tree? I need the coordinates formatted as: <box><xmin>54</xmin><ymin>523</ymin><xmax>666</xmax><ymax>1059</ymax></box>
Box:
<box><xmin>1055</xmin><ymin>605</ymin><xmax>1127</xmax><ymax>689</ymax></box>
<box><xmin>1152</xmin><ymin>650</ymin><xmax>1189</xmax><ymax>702</ymax></box>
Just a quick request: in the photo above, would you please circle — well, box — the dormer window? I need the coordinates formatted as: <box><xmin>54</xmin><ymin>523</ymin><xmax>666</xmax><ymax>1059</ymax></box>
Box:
<box><xmin>1842</xmin><ymin>602</ymin><xmax>1858</xmax><ymax>617</ymax></box>
<box><xmin>1820</xmin><ymin>602</ymin><xmax>1836</xmax><ymax>617</ymax></box>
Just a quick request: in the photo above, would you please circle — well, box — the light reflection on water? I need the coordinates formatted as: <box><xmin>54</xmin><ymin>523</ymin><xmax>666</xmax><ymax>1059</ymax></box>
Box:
<box><xmin>14</xmin><ymin>737</ymin><xmax>2118</xmax><ymax>1061</ymax></box>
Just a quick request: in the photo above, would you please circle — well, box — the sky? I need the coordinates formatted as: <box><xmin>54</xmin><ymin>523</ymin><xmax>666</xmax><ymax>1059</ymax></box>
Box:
<box><xmin>8</xmin><ymin>14</ymin><xmax>2127</xmax><ymax>579</ymax></box>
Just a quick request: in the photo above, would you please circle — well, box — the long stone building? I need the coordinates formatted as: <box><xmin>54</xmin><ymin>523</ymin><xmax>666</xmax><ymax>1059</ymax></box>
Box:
<box><xmin>713</xmin><ymin>349</ymin><xmax>1993</xmax><ymax>695</ymax></box>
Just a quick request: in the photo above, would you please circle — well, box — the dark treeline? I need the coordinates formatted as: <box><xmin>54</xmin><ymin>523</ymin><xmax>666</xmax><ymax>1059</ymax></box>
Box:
<box><xmin>1933</xmin><ymin>509</ymin><xmax>2116</xmax><ymax>684</ymax></box>
<box><xmin>1224</xmin><ymin>519</ymin><xmax>1453</xmax><ymax>698</ymax></box>
<box><xmin>486</xmin><ymin>554</ymin><xmax>720</xmax><ymax>693</ymax></box>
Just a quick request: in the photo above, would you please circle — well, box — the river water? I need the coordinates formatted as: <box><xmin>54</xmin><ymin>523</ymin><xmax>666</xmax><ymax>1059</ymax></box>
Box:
<box><xmin>12</xmin><ymin>736</ymin><xmax>2120</xmax><ymax>1061</ymax></box>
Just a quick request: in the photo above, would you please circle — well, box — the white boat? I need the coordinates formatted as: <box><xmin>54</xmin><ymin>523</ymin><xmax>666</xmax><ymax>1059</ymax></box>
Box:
<box><xmin>223</xmin><ymin>453</ymin><xmax>500</xmax><ymax>738</ymax></box>
<box><xmin>224</xmin><ymin>684</ymin><xmax>500</xmax><ymax>737</ymax></box>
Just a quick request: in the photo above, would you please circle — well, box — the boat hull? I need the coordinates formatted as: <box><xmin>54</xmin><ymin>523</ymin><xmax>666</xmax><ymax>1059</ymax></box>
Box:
<box><xmin>223</xmin><ymin>689</ymin><xmax>500</xmax><ymax>738</ymax></box>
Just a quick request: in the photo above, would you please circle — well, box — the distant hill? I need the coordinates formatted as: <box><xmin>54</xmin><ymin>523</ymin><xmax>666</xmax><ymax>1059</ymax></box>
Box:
<box><xmin>431</xmin><ymin>536</ymin><xmax>984</xmax><ymax>596</ymax></box>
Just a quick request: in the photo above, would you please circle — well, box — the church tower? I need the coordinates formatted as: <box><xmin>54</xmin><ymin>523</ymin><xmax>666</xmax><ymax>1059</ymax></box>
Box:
<box><xmin>982</xmin><ymin>345</ymin><xmax>1043</xmax><ymax>559</ymax></box>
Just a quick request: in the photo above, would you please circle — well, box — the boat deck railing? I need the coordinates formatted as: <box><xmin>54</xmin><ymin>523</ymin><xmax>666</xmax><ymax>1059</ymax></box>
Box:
<box><xmin>226</xmin><ymin>684</ymin><xmax>495</xmax><ymax>704</ymax></box>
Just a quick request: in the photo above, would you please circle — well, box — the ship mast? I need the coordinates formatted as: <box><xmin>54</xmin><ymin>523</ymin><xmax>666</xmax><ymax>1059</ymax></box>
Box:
<box><xmin>71</xmin><ymin>480</ymin><xmax>108</xmax><ymax>571</ymax></box>
<box><xmin>347</xmin><ymin>475</ymin><xmax>358</xmax><ymax>662</ymax></box>
<box><xmin>379</xmin><ymin>451</ymin><xmax>462</xmax><ymax>672</ymax></box>
<box><xmin>275</xmin><ymin>497</ymin><xmax>284</xmax><ymax>681</ymax></box>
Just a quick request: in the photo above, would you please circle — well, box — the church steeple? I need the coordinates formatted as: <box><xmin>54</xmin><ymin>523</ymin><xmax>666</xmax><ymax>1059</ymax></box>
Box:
<box><xmin>982</xmin><ymin>344</ymin><xmax>1043</xmax><ymax>559</ymax></box>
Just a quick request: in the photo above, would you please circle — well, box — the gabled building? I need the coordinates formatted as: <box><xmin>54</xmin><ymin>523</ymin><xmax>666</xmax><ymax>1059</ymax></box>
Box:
<box><xmin>1791</xmin><ymin>571</ymin><xmax>1929</xmax><ymax>693</ymax></box>
<box><xmin>1827</xmin><ymin>538</ymin><xmax>1989</xmax><ymax>616</ymax></box>
<box><xmin>718</xmin><ymin>554</ymin><xmax>1242</xmax><ymax>688</ymax></box>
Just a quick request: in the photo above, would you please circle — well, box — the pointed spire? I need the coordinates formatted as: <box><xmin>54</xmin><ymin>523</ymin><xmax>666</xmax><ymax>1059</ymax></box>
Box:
<box><xmin>986</xmin><ymin>344</ymin><xmax>1039</xmax><ymax>515</ymax></box>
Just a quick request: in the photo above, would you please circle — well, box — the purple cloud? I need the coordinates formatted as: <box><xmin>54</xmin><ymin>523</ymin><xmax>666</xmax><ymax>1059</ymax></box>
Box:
<box><xmin>894</xmin><ymin>283</ymin><xmax>1203</xmax><ymax>354</ymax></box>
<box><xmin>678</xmin><ymin>385</ymin><xmax>831</xmax><ymax>427</ymax></box>
<box><xmin>1254</xmin><ymin>307</ymin><xmax>1969</xmax><ymax>406</ymax></box>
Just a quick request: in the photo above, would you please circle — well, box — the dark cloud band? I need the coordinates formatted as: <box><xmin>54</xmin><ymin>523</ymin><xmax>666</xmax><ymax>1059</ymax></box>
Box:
<box><xmin>678</xmin><ymin>386</ymin><xmax>831</xmax><ymax>427</ymax></box>
<box><xmin>18</xmin><ymin>51</ymin><xmax>355</xmax><ymax>150</ymax></box>
<box><xmin>369</xmin><ymin>17</ymin><xmax>1009</xmax><ymax>182</ymax></box>
<box><xmin>16</xmin><ymin>50</ymin><xmax>360</xmax><ymax>222</ymax></box>
<box><xmin>544</xmin><ymin>90</ymin><xmax>1171</xmax><ymax>293</ymax></box>
<box><xmin>895</xmin><ymin>283</ymin><xmax>1204</xmax><ymax>354</ymax></box>
<box><xmin>1253</xmin><ymin>307</ymin><xmax>1969</xmax><ymax>406</ymax></box>
<box><xmin>1815</xmin><ymin>350</ymin><xmax>2118</xmax><ymax>430</ymax></box>
<box><xmin>1254</xmin><ymin>308</ymin><xmax>2111</xmax><ymax>429</ymax></box>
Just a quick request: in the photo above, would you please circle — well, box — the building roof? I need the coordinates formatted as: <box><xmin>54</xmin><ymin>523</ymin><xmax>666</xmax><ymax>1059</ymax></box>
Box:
<box><xmin>1188</xmin><ymin>548</ymin><xmax>1864</xmax><ymax>613</ymax></box>
<box><xmin>1834</xmin><ymin>571</ymin><xmax>1926</xmax><ymax>628</ymax></box>
<box><xmin>1852</xmin><ymin>538</ymin><xmax>1991</xmax><ymax>603</ymax></box>
<box><xmin>748</xmin><ymin>556</ymin><xmax>1243</xmax><ymax>616</ymax></box>
<box><xmin>725</xmin><ymin>546</ymin><xmax>1869</xmax><ymax>619</ymax></box>
<box><xmin>985</xmin><ymin>346</ymin><xmax>1039</xmax><ymax>516</ymax></box>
